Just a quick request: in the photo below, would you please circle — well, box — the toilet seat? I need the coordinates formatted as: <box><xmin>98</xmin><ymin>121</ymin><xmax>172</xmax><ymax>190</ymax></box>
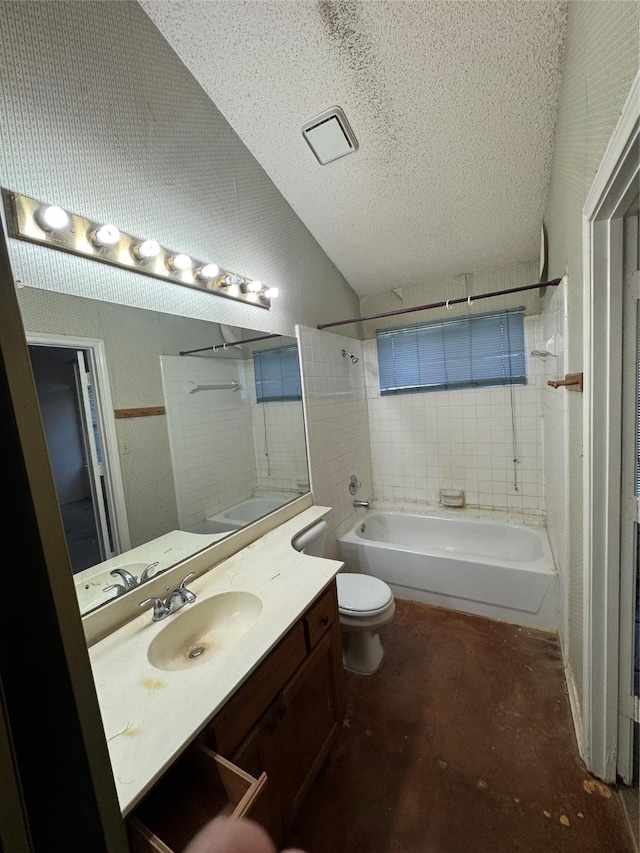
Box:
<box><xmin>337</xmin><ymin>573</ymin><xmax>393</xmax><ymax>617</ymax></box>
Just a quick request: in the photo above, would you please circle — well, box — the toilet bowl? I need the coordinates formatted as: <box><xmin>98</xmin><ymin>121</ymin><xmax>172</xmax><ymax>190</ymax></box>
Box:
<box><xmin>292</xmin><ymin>519</ymin><xmax>395</xmax><ymax>675</ymax></box>
<box><xmin>335</xmin><ymin>572</ymin><xmax>395</xmax><ymax>675</ymax></box>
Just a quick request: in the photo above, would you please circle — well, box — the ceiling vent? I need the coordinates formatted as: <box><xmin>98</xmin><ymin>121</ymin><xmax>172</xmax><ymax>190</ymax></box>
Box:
<box><xmin>301</xmin><ymin>106</ymin><xmax>358</xmax><ymax>165</ymax></box>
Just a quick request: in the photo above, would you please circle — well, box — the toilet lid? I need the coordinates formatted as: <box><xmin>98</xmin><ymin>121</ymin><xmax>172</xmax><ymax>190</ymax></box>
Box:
<box><xmin>337</xmin><ymin>573</ymin><xmax>393</xmax><ymax>615</ymax></box>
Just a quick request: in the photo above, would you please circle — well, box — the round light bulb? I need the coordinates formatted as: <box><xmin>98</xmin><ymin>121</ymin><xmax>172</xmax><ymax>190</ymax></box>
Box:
<box><xmin>223</xmin><ymin>273</ymin><xmax>244</xmax><ymax>287</ymax></box>
<box><xmin>196</xmin><ymin>263</ymin><xmax>219</xmax><ymax>280</ymax></box>
<box><xmin>35</xmin><ymin>205</ymin><xmax>70</xmax><ymax>232</ymax></box>
<box><xmin>133</xmin><ymin>239</ymin><xmax>161</xmax><ymax>261</ymax></box>
<box><xmin>263</xmin><ymin>287</ymin><xmax>279</xmax><ymax>299</ymax></box>
<box><xmin>168</xmin><ymin>253</ymin><xmax>192</xmax><ymax>272</ymax></box>
<box><xmin>91</xmin><ymin>224</ymin><xmax>121</xmax><ymax>247</ymax></box>
<box><xmin>247</xmin><ymin>279</ymin><xmax>262</xmax><ymax>293</ymax></box>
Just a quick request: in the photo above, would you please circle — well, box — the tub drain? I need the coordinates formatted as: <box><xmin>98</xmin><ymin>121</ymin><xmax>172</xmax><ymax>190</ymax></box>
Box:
<box><xmin>188</xmin><ymin>645</ymin><xmax>205</xmax><ymax>659</ymax></box>
<box><xmin>360</xmin><ymin>523</ymin><xmax>366</xmax><ymax>533</ymax></box>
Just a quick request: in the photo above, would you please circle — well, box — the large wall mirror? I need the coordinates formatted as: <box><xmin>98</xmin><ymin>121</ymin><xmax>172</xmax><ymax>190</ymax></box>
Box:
<box><xmin>17</xmin><ymin>286</ymin><xmax>310</xmax><ymax>617</ymax></box>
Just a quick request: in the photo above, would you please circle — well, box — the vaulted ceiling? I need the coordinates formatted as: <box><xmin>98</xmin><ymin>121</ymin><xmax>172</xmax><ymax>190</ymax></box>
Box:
<box><xmin>139</xmin><ymin>1</ymin><xmax>567</xmax><ymax>297</ymax></box>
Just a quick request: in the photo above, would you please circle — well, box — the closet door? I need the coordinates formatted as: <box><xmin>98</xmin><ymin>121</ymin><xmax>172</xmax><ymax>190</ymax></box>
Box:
<box><xmin>74</xmin><ymin>349</ymin><xmax>115</xmax><ymax>562</ymax></box>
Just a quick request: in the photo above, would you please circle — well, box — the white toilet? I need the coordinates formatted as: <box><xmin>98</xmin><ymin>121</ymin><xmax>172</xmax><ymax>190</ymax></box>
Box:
<box><xmin>292</xmin><ymin>520</ymin><xmax>395</xmax><ymax>675</ymax></box>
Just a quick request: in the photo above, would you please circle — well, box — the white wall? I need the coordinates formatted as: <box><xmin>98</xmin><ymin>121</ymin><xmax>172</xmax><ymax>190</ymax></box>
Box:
<box><xmin>543</xmin><ymin>0</ymin><xmax>640</xmax><ymax>712</ymax></box>
<box><xmin>364</xmin><ymin>317</ymin><xmax>545</xmax><ymax>518</ymax></box>
<box><xmin>298</xmin><ymin>327</ymin><xmax>373</xmax><ymax>560</ymax></box>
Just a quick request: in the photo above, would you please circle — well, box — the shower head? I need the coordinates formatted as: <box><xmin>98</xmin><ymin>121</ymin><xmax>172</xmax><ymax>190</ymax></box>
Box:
<box><xmin>342</xmin><ymin>349</ymin><xmax>359</xmax><ymax>364</ymax></box>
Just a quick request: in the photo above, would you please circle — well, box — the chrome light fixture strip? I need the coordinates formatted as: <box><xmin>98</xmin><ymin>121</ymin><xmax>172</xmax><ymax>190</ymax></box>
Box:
<box><xmin>2</xmin><ymin>189</ymin><xmax>273</xmax><ymax>309</ymax></box>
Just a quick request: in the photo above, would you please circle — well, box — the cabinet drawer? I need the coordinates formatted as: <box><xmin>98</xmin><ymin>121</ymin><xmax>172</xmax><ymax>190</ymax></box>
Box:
<box><xmin>127</xmin><ymin>742</ymin><xmax>266</xmax><ymax>853</ymax></box>
<box><xmin>208</xmin><ymin>622</ymin><xmax>306</xmax><ymax>757</ymax></box>
<box><xmin>304</xmin><ymin>584</ymin><xmax>338</xmax><ymax>650</ymax></box>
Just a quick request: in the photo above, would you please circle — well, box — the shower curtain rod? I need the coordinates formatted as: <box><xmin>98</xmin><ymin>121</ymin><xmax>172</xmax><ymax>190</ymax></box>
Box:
<box><xmin>317</xmin><ymin>278</ymin><xmax>562</xmax><ymax>330</ymax></box>
<box><xmin>179</xmin><ymin>333</ymin><xmax>280</xmax><ymax>356</ymax></box>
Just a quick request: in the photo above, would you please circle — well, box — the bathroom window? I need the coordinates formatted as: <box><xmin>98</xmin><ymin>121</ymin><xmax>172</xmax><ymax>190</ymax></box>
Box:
<box><xmin>253</xmin><ymin>345</ymin><xmax>302</xmax><ymax>403</ymax></box>
<box><xmin>376</xmin><ymin>308</ymin><xmax>526</xmax><ymax>395</ymax></box>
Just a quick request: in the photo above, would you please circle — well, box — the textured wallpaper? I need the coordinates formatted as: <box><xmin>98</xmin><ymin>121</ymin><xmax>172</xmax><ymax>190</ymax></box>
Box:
<box><xmin>0</xmin><ymin>1</ymin><xmax>359</xmax><ymax>334</ymax></box>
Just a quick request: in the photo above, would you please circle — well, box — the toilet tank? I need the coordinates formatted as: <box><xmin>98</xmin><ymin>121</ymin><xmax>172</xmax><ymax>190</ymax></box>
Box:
<box><xmin>292</xmin><ymin>520</ymin><xmax>327</xmax><ymax>558</ymax></box>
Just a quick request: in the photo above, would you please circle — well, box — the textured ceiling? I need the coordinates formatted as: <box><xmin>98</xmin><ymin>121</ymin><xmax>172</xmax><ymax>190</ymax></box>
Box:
<box><xmin>139</xmin><ymin>1</ymin><xmax>567</xmax><ymax>297</ymax></box>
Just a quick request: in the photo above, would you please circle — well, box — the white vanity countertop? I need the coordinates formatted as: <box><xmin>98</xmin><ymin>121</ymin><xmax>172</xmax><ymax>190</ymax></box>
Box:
<box><xmin>88</xmin><ymin>506</ymin><xmax>341</xmax><ymax>817</ymax></box>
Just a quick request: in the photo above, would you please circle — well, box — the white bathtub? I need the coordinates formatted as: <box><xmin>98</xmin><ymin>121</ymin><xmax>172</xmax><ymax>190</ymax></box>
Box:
<box><xmin>337</xmin><ymin>511</ymin><xmax>559</xmax><ymax>631</ymax></box>
<box><xmin>205</xmin><ymin>493</ymin><xmax>298</xmax><ymax>533</ymax></box>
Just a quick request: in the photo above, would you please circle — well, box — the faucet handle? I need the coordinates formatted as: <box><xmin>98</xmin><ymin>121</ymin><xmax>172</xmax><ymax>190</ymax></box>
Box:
<box><xmin>103</xmin><ymin>583</ymin><xmax>126</xmax><ymax>598</ymax></box>
<box><xmin>139</xmin><ymin>597</ymin><xmax>168</xmax><ymax>621</ymax></box>
<box><xmin>140</xmin><ymin>561</ymin><xmax>161</xmax><ymax>583</ymax></box>
<box><xmin>178</xmin><ymin>572</ymin><xmax>197</xmax><ymax>602</ymax></box>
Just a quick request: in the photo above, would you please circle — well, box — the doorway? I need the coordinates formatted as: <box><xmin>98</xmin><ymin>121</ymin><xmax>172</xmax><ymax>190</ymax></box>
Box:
<box><xmin>583</xmin><ymin>72</ymin><xmax>639</xmax><ymax>786</ymax></box>
<box><xmin>27</xmin><ymin>334</ymin><xmax>130</xmax><ymax>573</ymax></box>
<box><xmin>621</xmin><ymin>200</ymin><xmax>640</xmax><ymax>792</ymax></box>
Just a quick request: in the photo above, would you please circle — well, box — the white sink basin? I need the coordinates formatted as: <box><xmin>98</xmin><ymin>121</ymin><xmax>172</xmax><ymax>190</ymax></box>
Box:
<box><xmin>147</xmin><ymin>591</ymin><xmax>263</xmax><ymax>671</ymax></box>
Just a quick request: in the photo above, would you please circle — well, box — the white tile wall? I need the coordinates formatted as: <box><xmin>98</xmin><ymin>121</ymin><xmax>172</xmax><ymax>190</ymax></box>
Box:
<box><xmin>298</xmin><ymin>327</ymin><xmax>373</xmax><ymax>559</ymax></box>
<box><xmin>160</xmin><ymin>354</ymin><xmax>309</xmax><ymax>533</ymax></box>
<box><xmin>365</xmin><ymin>317</ymin><xmax>546</xmax><ymax>519</ymax></box>
<box><xmin>160</xmin><ymin>355</ymin><xmax>258</xmax><ymax>532</ymax></box>
<box><xmin>247</xmin><ymin>360</ymin><xmax>309</xmax><ymax>494</ymax></box>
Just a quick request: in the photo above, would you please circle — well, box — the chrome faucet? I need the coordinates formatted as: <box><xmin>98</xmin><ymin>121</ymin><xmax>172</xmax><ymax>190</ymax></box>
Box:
<box><xmin>139</xmin><ymin>572</ymin><xmax>197</xmax><ymax>622</ymax></box>
<box><xmin>103</xmin><ymin>567</ymin><xmax>137</xmax><ymax>598</ymax></box>
<box><xmin>103</xmin><ymin>561</ymin><xmax>162</xmax><ymax>598</ymax></box>
<box><xmin>109</xmin><ymin>567</ymin><xmax>138</xmax><ymax>590</ymax></box>
<box><xmin>353</xmin><ymin>499</ymin><xmax>370</xmax><ymax>509</ymax></box>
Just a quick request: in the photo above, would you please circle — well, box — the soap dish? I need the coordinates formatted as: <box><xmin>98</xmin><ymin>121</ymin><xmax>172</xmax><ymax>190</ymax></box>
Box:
<box><xmin>440</xmin><ymin>489</ymin><xmax>466</xmax><ymax>508</ymax></box>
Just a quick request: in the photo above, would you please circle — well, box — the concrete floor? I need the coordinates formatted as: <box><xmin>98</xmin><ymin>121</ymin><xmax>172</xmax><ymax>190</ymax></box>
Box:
<box><xmin>285</xmin><ymin>599</ymin><xmax>635</xmax><ymax>853</ymax></box>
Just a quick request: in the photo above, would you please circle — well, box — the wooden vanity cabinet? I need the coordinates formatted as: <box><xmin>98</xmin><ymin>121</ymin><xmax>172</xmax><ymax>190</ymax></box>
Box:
<box><xmin>126</xmin><ymin>580</ymin><xmax>345</xmax><ymax>852</ymax></box>
<box><xmin>205</xmin><ymin>580</ymin><xmax>345</xmax><ymax>846</ymax></box>
<box><xmin>127</xmin><ymin>743</ymin><xmax>267</xmax><ymax>852</ymax></box>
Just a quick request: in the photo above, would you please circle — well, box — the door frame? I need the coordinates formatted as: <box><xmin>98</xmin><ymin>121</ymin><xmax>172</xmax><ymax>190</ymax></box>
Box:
<box><xmin>27</xmin><ymin>331</ymin><xmax>131</xmax><ymax>557</ymax></box>
<box><xmin>582</xmin><ymin>70</ymin><xmax>640</xmax><ymax>782</ymax></box>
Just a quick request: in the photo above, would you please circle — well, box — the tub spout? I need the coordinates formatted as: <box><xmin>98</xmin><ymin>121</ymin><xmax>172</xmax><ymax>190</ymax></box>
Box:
<box><xmin>353</xmin><ymin>500</ymin><xmax>370</xmax><ymax>509</ymax></box>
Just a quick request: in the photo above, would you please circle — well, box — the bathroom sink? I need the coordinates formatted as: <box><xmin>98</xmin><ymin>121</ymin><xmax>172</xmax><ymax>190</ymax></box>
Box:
<box><xmin>147</xmin><ymin>591</ymin><xmax>263</xmax><ymax>671</ymax></box>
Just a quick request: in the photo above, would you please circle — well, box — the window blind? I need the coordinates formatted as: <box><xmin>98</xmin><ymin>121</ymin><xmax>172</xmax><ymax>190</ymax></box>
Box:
<box><xmin>376</xmin><ymin>308</ymin><xmax>526</xmax><ymax>396</ymax></box>
<box><xmin>253</xmin><ymin>345</ymin><xmax>302</xmax><ymax>403</ymax></box>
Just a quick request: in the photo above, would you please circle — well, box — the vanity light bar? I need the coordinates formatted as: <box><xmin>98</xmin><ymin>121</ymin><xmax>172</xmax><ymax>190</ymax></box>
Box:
<box><xmin>2</xmin><ymin>189</ymin><xmax>276</xmax><ymax>309</ymax></box>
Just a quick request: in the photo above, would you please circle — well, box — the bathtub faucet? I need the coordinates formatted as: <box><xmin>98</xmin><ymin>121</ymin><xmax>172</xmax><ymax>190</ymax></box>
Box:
<box><xmin>353</xmin><ymin>500</ymin><xmax>370</xmax><ymax>509</ymax></box>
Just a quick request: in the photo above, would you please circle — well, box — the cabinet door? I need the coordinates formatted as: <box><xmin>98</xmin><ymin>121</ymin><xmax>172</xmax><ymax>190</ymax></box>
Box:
<box><xmin>277</xmin><ymin>628</ymin><xmax>342</xmax><ymax>833</ymax></box>
<box><xmin>232</xmin><ymin>705</ymin><xmax>283</xmax><ymax>848</ymax></box>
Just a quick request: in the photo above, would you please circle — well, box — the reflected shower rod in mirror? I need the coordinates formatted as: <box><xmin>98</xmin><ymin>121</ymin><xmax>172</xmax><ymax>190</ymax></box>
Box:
<box><xmin>180</xmin><ymin>333</ymin><xmax>281</xmax><ymax>356</ymax></box>
<box><xmin>2</xmin><ymin>189</ymin><xmax>279</xmax><ymax>309</ymax></box>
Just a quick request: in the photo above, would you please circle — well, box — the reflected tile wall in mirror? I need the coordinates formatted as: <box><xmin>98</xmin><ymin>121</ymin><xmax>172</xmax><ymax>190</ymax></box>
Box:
<box><xmin>16</xmin><ymin>286</ymin><xmax>310</xmax><ymax>617</ymax></box>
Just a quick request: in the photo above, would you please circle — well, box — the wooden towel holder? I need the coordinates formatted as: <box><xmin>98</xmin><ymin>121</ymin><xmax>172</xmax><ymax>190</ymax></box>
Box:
<box><xmin>547</xmin><ymin>372</ymin><xmax>583</xmax><ymax>392</ymax></box>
